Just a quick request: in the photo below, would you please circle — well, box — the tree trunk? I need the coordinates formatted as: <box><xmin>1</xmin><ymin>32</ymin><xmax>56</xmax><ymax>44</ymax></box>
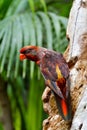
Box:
<box><xmin>42</xmin><ymin>0</ymin><xmax>87</xmax><ymax>129</ymax></box>
<box><xmin>0</xmin><ymin>77</ymin><xmax>14</xmax><ymax>130</ymax></box>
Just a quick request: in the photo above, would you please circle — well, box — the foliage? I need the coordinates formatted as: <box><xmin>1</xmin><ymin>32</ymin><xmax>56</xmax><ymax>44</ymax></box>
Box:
<box><xmin>0</xmin><ymin>3</ymin><xmax>68</xmax><ymax>78</ymax></box>
<box><xmin>0</xmin><ymin>0</ymin><xmax>72</xmax><ymax>130</ymax></box>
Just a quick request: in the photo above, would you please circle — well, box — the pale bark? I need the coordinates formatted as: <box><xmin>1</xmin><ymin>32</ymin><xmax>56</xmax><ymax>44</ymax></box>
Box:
<box><xmin>42</xmin><ymin>0</ymin><xmax>87</xmax><ymax>129</ymax></box>
<box><xmin>0</xmin><ymin>77</ymin><xmax>14</xmax><ymax>130</ymax></box>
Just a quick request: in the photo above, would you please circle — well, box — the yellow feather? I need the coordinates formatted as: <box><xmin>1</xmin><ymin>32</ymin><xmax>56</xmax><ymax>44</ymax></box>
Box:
<box><xmin>47</xmin><ymin>79</ymin><xmax>51</xmax><ymax>84</ymax></box>
<box><xmin>56</xmin><ymin>65</ymin><xmax>63</xmax><ymax>79</ymax></box>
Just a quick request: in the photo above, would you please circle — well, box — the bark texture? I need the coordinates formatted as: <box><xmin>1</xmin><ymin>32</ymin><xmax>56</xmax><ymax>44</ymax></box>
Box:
<box><xmin>0</xmin><ymin>77</ymin><xmax>14</xmax><ymax>130</ymax></box>
<box><xmin>42</xmin><ymin>0</ymin><xmax>87</xmax><ymax>129</ymax></box>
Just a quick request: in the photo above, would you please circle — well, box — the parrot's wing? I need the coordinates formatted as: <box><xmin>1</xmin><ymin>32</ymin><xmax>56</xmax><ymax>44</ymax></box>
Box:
<box><xmin>40</xmin><ymin>52</ymin><xmax>70</xmax><ymax>99</ymax></box>
<box><xmin>42</xmin><ymin>70</ymin><xmax>72</xmax><ymax>120</ymax></box>
<box><xmin>40</xmin><ymin>52</ymin><xmax>72</xmax><ymax>120</ymax></box>
<box><xmin>41</xmin><ymin>72</ymin><xmax>64</xmax><ymax>99</ymax></box>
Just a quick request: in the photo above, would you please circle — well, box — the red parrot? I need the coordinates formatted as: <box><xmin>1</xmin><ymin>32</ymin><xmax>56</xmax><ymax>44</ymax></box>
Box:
<box><xmin>20</xmin><ymin>45</ymin><xmax>72</xmax><ymax>121</ymax></box>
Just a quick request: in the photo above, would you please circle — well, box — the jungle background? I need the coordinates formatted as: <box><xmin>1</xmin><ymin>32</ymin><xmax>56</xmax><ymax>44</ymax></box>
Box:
<box><xmin>0</xmin><ymin>0</ymin><xmax>72</xmax><ymax>130</ymax></box>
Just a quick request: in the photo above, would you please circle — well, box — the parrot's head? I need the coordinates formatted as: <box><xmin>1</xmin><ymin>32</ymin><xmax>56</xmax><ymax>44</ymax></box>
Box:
<box><xmin>20</xmin><ymin>45</ymin><xmax>46</xmax><ymax>64</ymax></box>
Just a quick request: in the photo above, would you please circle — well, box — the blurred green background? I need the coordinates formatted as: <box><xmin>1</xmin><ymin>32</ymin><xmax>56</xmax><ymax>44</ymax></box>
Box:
<box><xmin>0</xmin><ymin>0</ymin><xmax>72</xmax><ymax>130</ymax></box>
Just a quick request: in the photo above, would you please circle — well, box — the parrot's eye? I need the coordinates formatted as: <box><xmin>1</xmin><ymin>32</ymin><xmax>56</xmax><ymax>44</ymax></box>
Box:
<box><xmin>23</xmin><ymin>49</ymin><xmax>32</xmax><ymax>54</ymax></box>
<box><xmin>26</xmin><ymin>49</ymin><xmax>31</xmax><ymax>53</ymax></box>
<box><xmin>23</xmin><ymin>49</ymin><xmax>37</xmax><ymax>56</ymax></box>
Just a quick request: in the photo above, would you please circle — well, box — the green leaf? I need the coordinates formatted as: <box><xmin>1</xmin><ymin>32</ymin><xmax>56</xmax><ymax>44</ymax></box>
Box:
<box><xmin>26</xmin><ymin>13</ymin><xmax>36</xmax><ymax>78</ymax></box>
<box><xmin>28</xmin><ymin>0</ymin><xmax>35</xmax><ymax>13</ymax></box>
<box><xmin>0</xmin><ymin>16</ymin><xmax>12</xmax><ymax>30</ymax></box>
<box><xmin>0</xmin><ymin>28</ymin><xmax>4</xmax><ymax>39</ymax></box>
<box><xmin>7</xmin><ymin>17</ymin><xmax>17</xmax><ymax>77</ymax></box>
<box><xmin>14</xmin><ymin>16</ymin><xmax>23</xmax><ymax>78</ymax></box>
<box><xmin>37</xmin><ymin>12</ymin><xmax>53</xmax><ymax>49</ymax></box>
<box><xmin>0</xmin><ymin>26</ymin><xmax>8</xmax><ymax>58</ymax></box>
<box><xmin>35</xmin><ymin>16</ymin><xmax>42</xmax><ymax>79</ymax></box>
<box><xmin>35</xmin><ymin>14</ymin><xmax>42</xmax><ymax>47</ymax></box>
<box><xmin>20</xmin><ymin>13</ymin><xmax>30</xmax><ymax>78</ymax></box>
<box><xmin>58</xmin><ymin>16</ymin><xmax>68</xmax><ymax>29</ymax></box>
<box><xmin>14</xmin><ymin>0</ymin><xmax>29</xmax><ymax>14</ymax></box>
<box><xmin>26</xmin><ymin>13</ymin><xmax>36</xmax><ymax>45</ymax></box>
<box><xmin>48</xmin><ymin>12</ymin><xmax>61</xmax><ymax>40</ymax></box>
<box><xmin>20</xmin><ymin>14</ymin><xmax>30</xmax><ymax>45</ymax></box>
<box><xmin>6</xmin><ymin>0</ymin><xmax>21</xmax><ymax>16</ymax></box>
<box><xmin>40</xmin><ymin>0</ymin><xmax>47</xmax><ymax>13</ymax></box>
<box><xmin>0</xmin><ymin>23</ymin><xmax>12</xmax><ymax>73</ymax></box>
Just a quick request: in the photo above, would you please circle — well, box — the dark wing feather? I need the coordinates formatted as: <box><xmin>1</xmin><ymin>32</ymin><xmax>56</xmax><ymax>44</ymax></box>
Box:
<box><xmin>40</xmin><ymin>51</ymin><xmax>70</xmax><ymax>99</ymax></box>
<box><xmin>40</xmin><ymin>50</ymin><xmax>72</xmax><ymax>120</ymax></box>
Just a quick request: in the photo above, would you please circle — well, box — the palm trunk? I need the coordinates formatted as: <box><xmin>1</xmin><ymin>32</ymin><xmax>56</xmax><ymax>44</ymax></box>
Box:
<box><xmin>42</xmin><ymin>0</ymin><xmax>87</xmax><ymax>129</ymax></box>
<box><xmin>0</xmin><ymin>77</ymin><xmax>14</xmax><ymax>130</ymax></box>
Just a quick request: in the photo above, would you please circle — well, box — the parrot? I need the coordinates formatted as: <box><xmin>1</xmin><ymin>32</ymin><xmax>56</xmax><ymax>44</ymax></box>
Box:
<box><xmin>20</xmin><ymin>45</ymin><xmax>72</xmax><ymax>121</ymax></box>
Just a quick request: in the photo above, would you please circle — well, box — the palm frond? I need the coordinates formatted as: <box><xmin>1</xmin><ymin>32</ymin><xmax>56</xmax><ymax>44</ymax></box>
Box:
<box><xmin>37</xmin><ymin>12</ymin><xmax>53</xmax><ymax>49</ymax></box>
<box><xmin>0</xmin><ymin>23</ymin><xmax>12</xmax><ymax>73</ymax></box>
<box><xmin>7</xmin><ymin>19</ymin><xmax>16</xmax><ymax>77</ymax></box>
<box><xmin>0</xmin><ymin>27</ymin><xmax>9</xmax><ymax>58</ymax></box>
<box><xmin>26</xmin><ymin>13</ymin><xmax>36</xmax><ymax>79</ymax></box>
<box><xmin>14</xmin><ymin>17</ymin><xmax>23</xmax><ymax>78</ymax></box>
<box><xmin>6</xmin><ymin>0</ymin><xmax>21</xmax><ymax>16</ymax></box>
<box><xmin>58</xmin><ymin>16</ymin><xmax>68</xmax><ymax>28</ymax></box>
<box><xmin>35</xmin><ymin>15</ymin><xmax>43</xmax><ymax>47</ymax></box>
<box><xmin>0</xmin><ymin>11</ymin><xmax>68</xmax><ymax>77</ymax></box>
<box><xmin>6</xmin><ymin>0</ymin><xmax>29</xmax><ymax>16</ymax></box>
<box><xmin>20</xmin><ymin>14</ymin><xmax>30</xmax><ymax>78</ymax></box>
<box><xmin>28</xmin><ymin>0</ymin><xmax>35</xmax><ymax>13</ymax></box>
<box><xmin>34</xmin><ymin>15</ymin><xmax>43</xmax><ymax>79</ymax></box>
<box><xmin>40</xmin><ymin>0</ymin><xmax>47</xmax><ymax>12</ymax></box>
<box><xmin>49</xmin><ymin>12</ymin><xmax>61</xmax><ymax>41</ymax></box>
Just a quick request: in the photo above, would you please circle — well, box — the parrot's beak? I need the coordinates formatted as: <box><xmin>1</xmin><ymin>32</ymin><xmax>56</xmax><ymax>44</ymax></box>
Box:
<box><xmin>20</xmin><ymin>53</ymin><xmax>26</xmax><ymax>60</ymax></box>
<box><xmin>20</xmin><ymin>45</ymin><xmax>40</xmax><ymax>62</ymax></box>
<box><xmin>20</xmin><ymin>46</ymin><xmax>29</xmax><ymax>60</ymax></box>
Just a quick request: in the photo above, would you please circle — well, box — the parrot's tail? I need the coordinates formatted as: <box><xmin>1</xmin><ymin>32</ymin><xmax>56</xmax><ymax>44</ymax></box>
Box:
<box><xmin>53</xmin><ymin>92</ymin><xmax>72</xmax><ymax>121</ymax></box>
